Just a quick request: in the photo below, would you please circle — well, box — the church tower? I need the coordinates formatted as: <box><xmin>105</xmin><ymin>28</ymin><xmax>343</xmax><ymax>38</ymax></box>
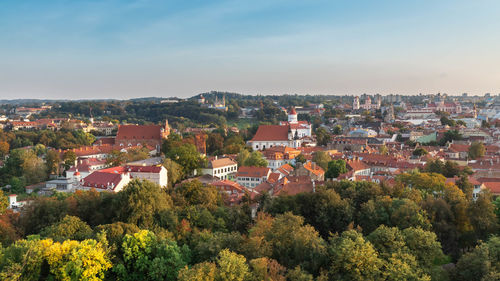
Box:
<box><xmin>288</xmin><ymin>107</ymin><xmax>298</xmax><ymax>123</ymax></box>
<box><xmin>353</xmin><ymin>96</ymin><xmax>360</xmax><ymax>110</ymax></box>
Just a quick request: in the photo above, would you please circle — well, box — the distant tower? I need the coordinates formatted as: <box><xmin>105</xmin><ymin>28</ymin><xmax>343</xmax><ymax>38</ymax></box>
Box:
<box><xmin>385</xmin><ymin>105</ymin><xmax>395</xmax><ymax>123</ymax></box>
<box><xmin>198</xmin><ymin>94</ymin><xmax>205</xmax><ymax>104</ymax></box>
<box><xmin>376</xmin><ymin>96</ymin><xmax>382</xmax><ymax>109</ymax></box>
<box><xmin>473</xmin><ymin>103</ymin><xmax>477</xmax><ymax>119</ymax></box>
<box><xmin>162</xmin><ymin>120</ymin><xmax>170</xmax><ymax>138</ymax></box>
<box><xmin>353</xmin><ymin>97</ymin><xmax>360</xmax><ymax>110</ymax></box>
<box><xmin>288</xmin><ymin>107</ymin><xmax>298</xmax><ymax>123</ymax></box>
<box><xmin>222</xmin><ymin>94</ymin><xmax>225</xmax><ymax>107</ymax></box>
<box><xmin>89</xmin><ymin>107</ymin><xmax>94</xmax><ymax>124</ymax></box>
<box><xmin>365</xmin><ymin>96</ymin><xmax>372</xmax><ymax>106</ymax></box>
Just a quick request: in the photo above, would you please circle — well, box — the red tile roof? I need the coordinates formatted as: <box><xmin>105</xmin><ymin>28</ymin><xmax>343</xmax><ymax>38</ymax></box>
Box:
<box><xmin>268</xmin><ymin>172</ymin><xmax>281</xmax><ymax>183</ymax></box>
<box><xmin>346</xmin><ymin>160</ymin><xmax>369</xmax><ymax>171</ymax></box>
<box><xmin>273</xmin><ymin>176</ymin><xmax>314</xmax><ymax>196</ymax></box>
<box><xmin>236</xmin><ymin>166</ymin><xmax>271</xmax><ymax>178</ymax></box>
<box><xmin>255</xmin><ymin>182</ymin><xmax>273</xmax><ymax>194</ymax></box>
<box><xmin>251</xmin><ymin>125</ymin><xmax>289</xmax><ymax>141</ymax></box>
<box><xmin>81</xmin><ymin>171</ymin><xmax>123</xmax><ymax>190</ymax></box>
<box><xmin>483</xmin><ymin>182</ymin><xmax>500</xmax><ymax>194</ymax></box>
<box><xmin>125</xmin><ymin>165</ymin><xmax>163</xmax><ymax>173</ymax></box>
<box><xmin>116</xmin><ymin>125</ymin><xmax>162</xmax><ymax>140</ymax></box>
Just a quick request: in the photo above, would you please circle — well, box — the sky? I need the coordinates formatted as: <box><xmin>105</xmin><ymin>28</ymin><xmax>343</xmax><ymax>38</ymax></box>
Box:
<box><xmin>1</xmin><ymin>0</ymin><xmax>500</xmax><ymax>99</ymax></box>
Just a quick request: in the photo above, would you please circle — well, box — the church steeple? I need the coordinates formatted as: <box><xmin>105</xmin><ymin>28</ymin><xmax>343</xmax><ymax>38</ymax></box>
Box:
<box><xmin>288</xmin><ymin>107</ymin><xmax>298</xmax><ymax>123</ymax></box>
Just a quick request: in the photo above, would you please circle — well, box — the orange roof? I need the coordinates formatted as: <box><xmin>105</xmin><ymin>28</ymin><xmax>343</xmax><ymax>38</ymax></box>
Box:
<box><xmin>277</xmin><ymin>164</ymin><xmax>294</xmax><ymax>176</ymax></box>
<box><xmin>303</xmin><ymin>162</ymin><xmax>325</xmax><ymax>177</ymax></box>
<box><xmin>268</xmin><ymin>172</ymin><xmax>281</xmax><ymax>183</ymax></box>
<box><xmin>289</xmin><ymin>107</ymin><xmax>297</xmax><ymax>115</ymax></box>
<box><xmin>209</xmin><ymin>158</ymin><xmax>237</xmax><ymax>169</ymax></box>
<box><xmin>251</xmin><ymin>125</ymin><xmax>289</xmax><ymax>141</ymax></box>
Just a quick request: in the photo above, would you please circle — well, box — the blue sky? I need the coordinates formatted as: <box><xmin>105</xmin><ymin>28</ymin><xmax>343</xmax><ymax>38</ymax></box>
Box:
<box><xmin>1</xmin><ymin>0</ymin><xmax>499</xmax><ymax>99</ymax></box>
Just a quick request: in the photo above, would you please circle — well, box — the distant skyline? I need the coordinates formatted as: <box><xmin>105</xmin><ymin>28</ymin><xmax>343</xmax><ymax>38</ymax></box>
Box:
<box><xmin>1</xmin><ymin>0</ymin><xmax>500</xmax><ymax>99</ymax></box>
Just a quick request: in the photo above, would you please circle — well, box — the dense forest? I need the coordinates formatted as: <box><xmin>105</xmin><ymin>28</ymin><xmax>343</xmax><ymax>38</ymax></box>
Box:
<box><xmin>1</xmin><ymin>171</ymin><xmax>499</xmax><ymax>280</ymax></box>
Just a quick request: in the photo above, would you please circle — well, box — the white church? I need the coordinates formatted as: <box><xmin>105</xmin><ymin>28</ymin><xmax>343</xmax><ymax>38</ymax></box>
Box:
<box><xmin>248</xmin><ymin>107</ymin><xmax>313</xmax><ymax>150</ymax></box>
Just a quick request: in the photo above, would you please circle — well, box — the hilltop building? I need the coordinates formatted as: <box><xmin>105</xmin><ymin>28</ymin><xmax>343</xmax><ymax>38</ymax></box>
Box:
<box><xmin>248</xmin><ymin>107</ymin><xmax>313</xmax><ymax>150</ymax></box>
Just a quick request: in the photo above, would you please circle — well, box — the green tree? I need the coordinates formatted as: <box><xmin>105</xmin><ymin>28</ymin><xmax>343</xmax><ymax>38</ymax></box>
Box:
<box><xmin>248</xmin><ymin>212</ymin><xmax>328</xmax><ymax>275</ymax></box>
<box><xmin>413</xmin><ymin>147</ymin><xmax>428</xmax><ymax>157</ymax></box>
<box><xmin>358</xmin><ymin>197</ymin><xmax>431</xmax><ymax>234</ymax></box>
<box><xmin>190</xmin><ymin>230</ymin><xmax>244</xmax><ymax>263</ymax></box>
<box><xmin>178</xmin><ymin>262</ymin><xmax>217</xmax><ymax>281</ymax></box>
<box><xmin>265</xmin><ymin>189</ymin><xmax>353</xmax><ymax>239</ymax></box>
<box><xmin>243</xmin><ymin>151</ymin><xmax>268</xmax><ymax>167</ymax></box>
<box><xmin>62</xmin><ymin>150</ymin><xmax>77</xmax><ymax>170</ymax></box>
<box><xmin>295</xmin><ymin>154</ymin><xmax>306</xmax><ymax>165</ymax></box>
<box><xmin>0</xmin><ymin>237</ymin><xmax>111</xmax><ymax>281</ymax></box>
<box><xmin>207</xmin><ymin>133</ymin><xmax>224</xmax><ymax>155</ymax></box>
<box><xmin>402</xmin><ymin>227</ymin><xmax>444</xmax><ymax>271</ymax></box>
<box><xmin>174</xmin><ymin>180</ymin><xmax>221</xmax><ymax>209</ymax></box>
<box><xmin>167</xmin><ymin>143</ymin><xmax>204</xmax><ymax>175</ymax></box>
<box><xmin>312</xmin><ymin>151</ymin><xmax>332</xmax><ymax>171</ymax></box>
<box><xmin>40</xmin><ymin>215</ymin><xmax>93</xmax><ymax>242</ymax></box>
<box><xmin>332</xmin><ymin>125</ymin><xmax>342</xmax><ymax>135</ymax></box>
<box><xmin>329</xmin><ymin>230</ymin><xmax>382</xmax><ymax>281</ymax></box>
<box><xmin>20</xmin><ymin>149</ymin><xmax>47</xmax><ymax>184</ymax></box>
<box><xmin>45</xmin><ymin>149</ymin><xmax>61</xmax><ymax>176</ymax></box>
<box><xmin>468</xmin><ymin>142</ymin><xmax>485</xmax><ymax>160</ymax></box>
<box><xmin>237</xmin><ymin>149</ymin><xmax>250</xmax><ymax>167</ymax></box>
<box><xmin>468</xmin><ymin>192</ymin><xmax>499</xmax><ymax>241</ymax></box>
<box><xmin>116</xmin><ymin>230</ymin><xmax>189</xmax><ymax>281</ymax></box>
<box><xmin>455</xmin><ymin>236</ymin><xmax>500</xmax><ymax>281</ymax></box>
<box><xmin>366</xmin><ymin>225</ymin><xmax>406</xmax><ymax>259</ymax></box>
<box><xmin>248</xmin><ymin>257</ymin><xmax>286</xmax><ymax>281</ymax></box>
<box><xmin>106</xmin><ymin>150</ymin><xmax>127</xmax><ymax>166</ymax></box>
<box><xmin>117</xmin><ymin>179</ymin><xmax>173</xmax><ymax>228</ymax></box>
<box><xmin>315</xmin><ymin>127</ymin><xmax>331</xmax><ymax>146</ymax></box>
<box><xmin>0</xmin><ymin>141</ymin><xmax>10</xmax><ymax>158</ymax></box>
<box><xmin>443</xmin><ymin>160</ymin><xmax>460</xmax><ymax>178</ymax></box>
<box><xmin>0</xmin><ymin>190</ymin><xmax>8</xmax><ymax>214</ymax></box>
<box><xmin>379</xmin><ymin>145</ymin><xmax>389</xmax><ymax>155</ymax></box>
<box><xmin>223</xmin><ymin>135</ymin><xmax>246</xmax><ymax>154</ymax></box>
<box><xmin>397</xmin><ymin>171</ymin><xmax>447</xmax><ymax>194</ymax></box>
<box><xmin>439</xmin><ymin>130</ymin><xmax>462</xmax><ymax>145</ymax></box>
<box><xmin>325</xmin><ymin>159</ymin><xmax>348</xmax><ymax>179</ymax></box>
<box><xmin>382</xmin><ymin>252</ymin><xmax>431</xmax><ymax>281</ymax></box>
<box><xmin>216</xmin><ymin>249</ymin><xmax>249</xmax><ymax>281</ymax></box>
<box><xmin>287</xmin><ymin>266</ymin><xmax>314</xmax><ymax>281</ymax></box>
<box><xmin>163</xmin><ymin>158</ymin><xmax>184</xmax><ymax>187</ymax></box>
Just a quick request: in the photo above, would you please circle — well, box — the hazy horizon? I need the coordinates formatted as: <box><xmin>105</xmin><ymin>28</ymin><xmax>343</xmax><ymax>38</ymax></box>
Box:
<box><xmin>2</xmin><ymin>0</ymin><xmax>500</xmax><ymax>99</ymax></box>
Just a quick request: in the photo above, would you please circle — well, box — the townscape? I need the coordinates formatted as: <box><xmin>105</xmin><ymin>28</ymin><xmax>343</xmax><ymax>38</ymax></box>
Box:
<box><xmin>1</xmin><ymin>92</ymin><xmax>500</xmax><ymax>280</ymax></box>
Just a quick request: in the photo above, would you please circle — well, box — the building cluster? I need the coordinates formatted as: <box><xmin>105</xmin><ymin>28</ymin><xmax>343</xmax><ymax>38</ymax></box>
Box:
<box><xmin>5</xmin><ymin>94</ymin><xmax>500</xmax><ymax>213</ymax></box>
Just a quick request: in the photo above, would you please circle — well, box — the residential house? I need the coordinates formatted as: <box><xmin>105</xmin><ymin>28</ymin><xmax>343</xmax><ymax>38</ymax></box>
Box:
<box><xmin>201</xmin><ymin>157</ymin><xmax>238</xmax><ymax>180</ymax></box>
<box><xmin>293</xmin><ymin>161</ymin><xmax>325</xmax><ymax>181</ymax></box>
<box><xmin>236</xmin><ymin>166</ymin><xmax>271</xmax><ymax>188</ymax></box>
